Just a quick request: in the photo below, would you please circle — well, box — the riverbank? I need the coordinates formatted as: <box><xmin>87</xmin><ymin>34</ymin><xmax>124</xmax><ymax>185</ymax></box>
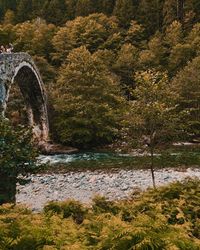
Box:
<box><xmin>16</xmin><ymin>167</ymin><xmax>200</xmax><ymax>211</ymax></box>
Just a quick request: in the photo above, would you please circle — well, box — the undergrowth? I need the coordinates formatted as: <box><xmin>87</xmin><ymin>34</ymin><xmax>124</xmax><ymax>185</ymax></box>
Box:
<box><xmin>0</xmin><ymin>179</ymin><xmax>199</xmax><ymax>249</ymax></box>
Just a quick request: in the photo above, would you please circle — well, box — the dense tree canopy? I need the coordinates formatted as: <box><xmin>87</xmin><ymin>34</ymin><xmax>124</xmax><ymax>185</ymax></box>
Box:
<box><xmin>52</xmin><ymin>46</ymin><xmax>126</xmax><ymax>148</ymax></box>
<box><xmin>113</xmin><ymin>0</ymin><xmax>135</xmax><ymax>28</ymax></box>
<box><xmin>1</xmin><ymin>0</ymin><xmax>200</xmax><ymax>147</ymax></box>
<box><xmin>172</xmin><ymin>56</ymin><xmax>200</xmax><ymax>140</ymax></box>
<box><xmin>52</xmin><ymin>13</ymin><xmax>119</xmax><ymax>63</ymax></box>
<box><xmin>0</xmin><ymin>0</ymin><xmax>199</xmax><ymax>31</ymax></box>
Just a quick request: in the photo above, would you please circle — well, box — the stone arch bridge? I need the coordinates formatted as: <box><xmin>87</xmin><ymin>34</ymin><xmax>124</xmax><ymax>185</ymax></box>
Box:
<box><xmin>0</xmin><ymin>53</ymin><xmax>49</xmax><ymax>142</ymax></box>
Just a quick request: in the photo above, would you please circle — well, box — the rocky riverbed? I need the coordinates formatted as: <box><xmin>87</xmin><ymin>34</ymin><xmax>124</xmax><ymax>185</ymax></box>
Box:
<box><xmin>16</xmin><ymin>167</ymin><xmax>200</xmax><ymax>211</ymax></box>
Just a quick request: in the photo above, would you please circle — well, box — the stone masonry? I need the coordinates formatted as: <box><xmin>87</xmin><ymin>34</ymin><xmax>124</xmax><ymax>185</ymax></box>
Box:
<box><xmin>0</xmin><ymin>52</ymin><xmax>49</xmax><ymax>141</ymax></box>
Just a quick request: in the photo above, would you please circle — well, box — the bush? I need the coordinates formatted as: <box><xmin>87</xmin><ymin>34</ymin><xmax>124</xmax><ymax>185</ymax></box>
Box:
<box><xmin>92</xmin><ymin>195</ymin><xmax>119</xmax><ymax>215</ymax></box>
<box><xmin>44</xmin><ymin>200</ymin><xmax>87</xmax><ymax>224</ymax></box>
<box><xmin>0</xmin><ymin>179</ymin><xmax>199</xmax><ymax>249</ymax></box>
<box><xmin>0</xmin><ymin>119</ymin><xmax>38</xmax><ymax>204</ymax></box>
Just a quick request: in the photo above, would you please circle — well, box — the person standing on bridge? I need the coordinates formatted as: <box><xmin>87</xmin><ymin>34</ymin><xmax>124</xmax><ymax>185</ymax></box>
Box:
<box><xmin>6</xmin><ymin>43</ymin><xmax>13</xmax><ymax>53</ymax></box>
<box><xmin>0</xmin><ymin>45</ymin><xmax>5</xmax><ymax>53</ymax></box>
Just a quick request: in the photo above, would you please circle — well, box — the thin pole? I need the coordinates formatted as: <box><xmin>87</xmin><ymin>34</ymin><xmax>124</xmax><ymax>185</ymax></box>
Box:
<box><xmin>150</xmin><ymin>146</ymin><xmax>156</xmax><ymax>188</ymax></box>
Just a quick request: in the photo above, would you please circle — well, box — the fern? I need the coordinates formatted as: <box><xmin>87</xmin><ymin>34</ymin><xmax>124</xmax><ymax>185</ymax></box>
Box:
<box><xmin>0</xmin><ymin>179</ymin><xmax>199</xmax><ymax>249</ymax></box>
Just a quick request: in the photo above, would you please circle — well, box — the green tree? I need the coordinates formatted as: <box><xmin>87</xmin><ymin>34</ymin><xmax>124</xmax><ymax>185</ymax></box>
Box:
<box><xmin>42</xmin><ymin>0</ymin><xmax>67</xmax><ymax>25</ymax></box>
<box><xmin>125</xmin><ymin>20</ymin><xmax>146</xmax><ymax>47</ymax></box>
<box><xmin>52</xmin><ymin>13</ymin><xmax>119</xmax><ymax>64</ymax></box>
<box><xmin>0</xmin><ymin>119</ymin><xmax>38</xmax><ymax>204</ymax></box>
<box><xmin>164</xmin><ymin>21</ymin><xmax>183</xmax><ymax>47</ymax></box>
<box><xmin>166</xmin><ymin>21</ymin><xmax>194</xmax><ymax>74</ymax></box>
<box><xmin>113</xmin><ymin>0</ymin><xmax>135</xmax><ymax>28</ymax></box>
<box><xmin>75</xmin><ymin>0</ymin><xmax>94</xmax><ymax>17</ymax></box>
<box><xmin>99</xmin><ymin>0</ymin><xmax>116</xmax><ymax>15</ymax></box>
<box><xmin>93</xmin><ymin>49</ymin><xmax>116</xmax><ymax>69</ymax></box>
<box><xmin>0</xmin><ymin>0</ymin><xmax>16</xmax><ymax>21</ymax></box>
<box><xmin>31</xmin><ymin>0</ymin><xmax>44</xmax><ymax>18</ymax></box>
<box><xmin>168</xmin><ymin>43</ymin><xmax>195</xmax><ymax>75</ymax></box>
<box><xmin>6</xmin><ymin>83</ymin><xmax>28</xmax><ymax>126</ymax></box>
<box><xmin>162</xmin><ymin>0</ymin><xmax>177</xmax><ymax>28</ymax></box>
<box><xmin>177</xmin><ymin>0</ymin><xmax>185</xmax><ymax>23</ymax></box>
<box><xmin>0</xmin><ymin>24</ymin><xmax>15</xmax><ymax>45</ymax></box>
<box><xmin>100</xmin><ymin>31</ymin><xmax>123</xmax><ymax>52</ymax></box>
<box><xmin>163</xmin><ymin>0</ymin><xmax>185</xmax><ymax>27</ymax></box>
<box><xmin>183</xmin><ymin>10</ymin><xmax>196</xmax><ymax>32</ymax></box>
<box><xmin>130</xmin><ymin>70</ymin><xmax>179</xmax><ymax>188</ymax></box>
<box><xmin>137</xmin><ymin>0</ymin><xmax>162</xmax><ymax>35</ymax></box>
<box><xmin>52</xmin><ymin>46</ymin><xmax>126</xmax><ymax>148</ymax></box>
<box><xmin>3</xmin><ymin>9</ymin><xmax>15</xmax><ymax>24</ymax></box>
<box><xmin>33</xmin><ymin>55</ymin><xmax>56</xmax><ymax>84</ymax></box>
<box><xmin>139</xmin><ymin>32</ymin><xmax>167</xmax><ymax>69</ymax></box>
<box><xmin>192</xmin><ymin>0</ymin><xmax>200</xmax><ymax>22</ymax></box>
<box><xmin>186</xmin><ymin>23</ymin><xmax>200</xmax><ymax>56</ymax></box>
<box><xmin>16</xmin><ymin>0</ymin><xmax>32</xmax><ymax>23</ymax></box>
<box><xmin>13</xmin><ymin>19</ymin><xmax>56</xmax><ymax>60</ymax></box>
<box><xmin>65</xmin><ymin>0</ymin><xmax>77</xmax><ymax>20</ymax></box>
<box><xmin>172</xmin><ymin>56</ymin><xmax>200</xmax><ymax>141</ymax></box>
<box><xmin>113</xmin><ymin>43</ymin><xmax>139</xmax><ymax>97</ymax></box>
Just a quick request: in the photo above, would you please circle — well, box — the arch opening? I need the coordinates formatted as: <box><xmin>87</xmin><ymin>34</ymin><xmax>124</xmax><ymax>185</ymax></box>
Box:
<box><xmin>14</xmin><ymin>66</ymin><xmax>44</xmax><ymax>124</ymax></box>
<box><xmin>6</xmin><ymin>81</ymin><xmax>29</xmax><ymax>126</ymax></box>
<box><xmin>7</xmin><ymin>65</ymin><xmax>49</xmax><ymax>141</ymax></box>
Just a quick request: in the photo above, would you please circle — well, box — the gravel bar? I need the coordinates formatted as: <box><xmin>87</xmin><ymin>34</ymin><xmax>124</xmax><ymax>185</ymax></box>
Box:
<box><xmin>16</xmin><ymin>168</ymin><xmax>200</xmax><ymax>211</ymax></box>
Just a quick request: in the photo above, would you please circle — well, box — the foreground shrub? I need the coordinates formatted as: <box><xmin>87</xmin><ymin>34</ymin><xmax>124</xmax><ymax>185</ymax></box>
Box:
<box><xmin>44</xmin><ymin>200</ymin><xmax>87</xmax><ymax>224</ymax></box>
<box><xmin>0</xmin><ymin>119</ymin><xmax>38</xmax><ymax>204</ymax></box>
<box><xmin>0</xmin><ymin>179</ymin><xmax>199</xmax><ymax>249</ymax></box>
<box><xmin>92</xmin><ymin>195</ymin><xmax>119</xmax><ymax>215</ymax></box>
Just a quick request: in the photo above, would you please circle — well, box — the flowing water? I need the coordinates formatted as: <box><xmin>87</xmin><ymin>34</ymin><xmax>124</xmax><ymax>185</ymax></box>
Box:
<box><xmin>38</xmin><ymin>152</ymin><xmax>136</xmax><ymax>169</ymax></box>
<box><xmin>37</xmin><ymin>150</ymin><xmax>200</xmax><ymax>170</ymax></box>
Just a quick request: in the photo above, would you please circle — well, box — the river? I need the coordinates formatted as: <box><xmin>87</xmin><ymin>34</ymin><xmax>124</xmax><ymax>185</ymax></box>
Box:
<box><xmin>16</xmin><ymin>152</ymin><xmax>200</xmax><ymax>211</ymax></box>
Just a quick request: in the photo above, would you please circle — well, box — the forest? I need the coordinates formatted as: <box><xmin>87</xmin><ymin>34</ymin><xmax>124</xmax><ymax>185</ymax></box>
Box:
<box><xmin>0</xmin><ymin>0</ymin><xmax>199</xmax><ymax>150</ymax></box>
<box><xmin>0</xmin><ymin>1</ymin><xmax>200</xmax><ymax>249</ymax></box>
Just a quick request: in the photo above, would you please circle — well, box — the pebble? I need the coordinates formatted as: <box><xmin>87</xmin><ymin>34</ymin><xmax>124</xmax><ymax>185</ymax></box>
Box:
<box><xmin>16</xmin><ymin>168</ymin><xmax>200</xmax><ymax>211</ymax></box>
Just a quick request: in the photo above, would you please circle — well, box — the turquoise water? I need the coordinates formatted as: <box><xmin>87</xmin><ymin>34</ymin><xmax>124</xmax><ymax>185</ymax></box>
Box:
<box><xmin>38</xmin><ymin>152</ymin><xmax>134</xmax><ymax>167</ymax></box>
<box><xmin>38</xmin><ymin>150</ymin><xmax>200</xmax><ymax>170</ymax></box>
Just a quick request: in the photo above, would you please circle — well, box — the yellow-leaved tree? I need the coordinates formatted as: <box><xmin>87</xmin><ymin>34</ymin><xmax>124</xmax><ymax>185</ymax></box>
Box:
<box><xmin>130</xmin><ymin>70</ymin><xmax>180</xmax><ymax>188</ymax></box>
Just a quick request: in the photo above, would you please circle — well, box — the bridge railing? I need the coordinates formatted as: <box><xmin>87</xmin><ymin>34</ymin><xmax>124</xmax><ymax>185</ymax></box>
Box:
<box><xmin>0</xmin><ymin>52</ymin><xmax>32</xmax><ymax>61</ymax></box>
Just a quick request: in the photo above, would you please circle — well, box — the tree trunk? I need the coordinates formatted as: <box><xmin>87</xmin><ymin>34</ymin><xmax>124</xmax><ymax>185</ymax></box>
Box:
<box><xmin>177</xmin><ymin>0</ymin><xmax>184</xmax><ymax>23</ymax></box>
<box><xmin>0</xmin><ymin>171</ymin><xmax>17</xmax><ymax>204</ymax></box>
<box><xmin>150</xmin><ymin>146</ymin><xmax>156</xmax><ymax>189</ymax></box>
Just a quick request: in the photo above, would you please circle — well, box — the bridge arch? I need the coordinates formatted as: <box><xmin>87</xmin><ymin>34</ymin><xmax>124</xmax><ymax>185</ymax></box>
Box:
<box><xmin>0</xmin><ymin>53</ymin><xmax>49</xmax><ymax>141</ymax></box>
